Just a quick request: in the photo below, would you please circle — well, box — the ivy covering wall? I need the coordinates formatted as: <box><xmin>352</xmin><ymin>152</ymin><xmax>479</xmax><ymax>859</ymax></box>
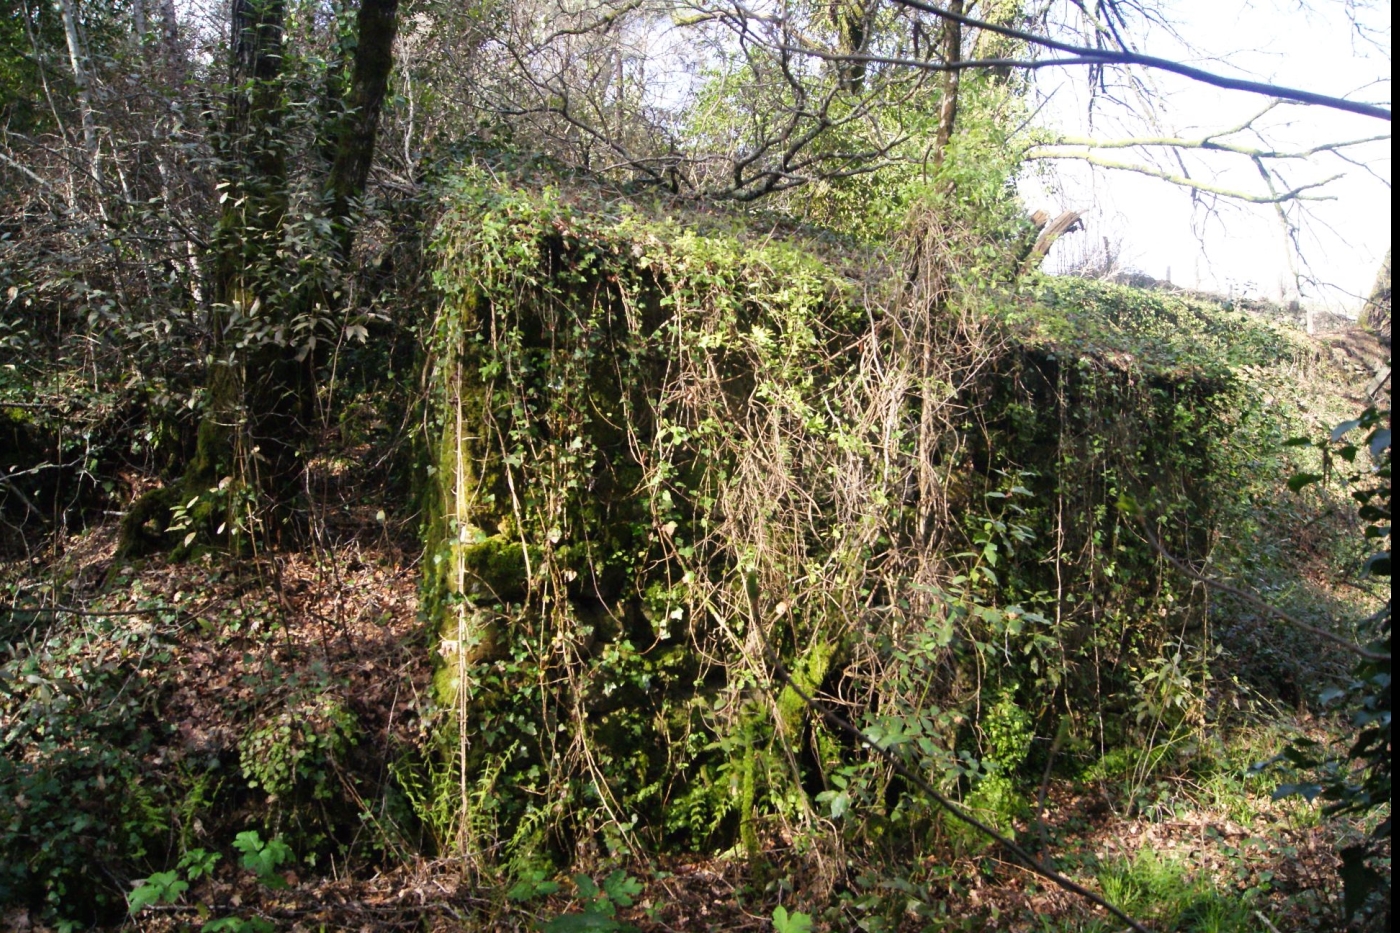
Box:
<box><xmin>421</xmin><ymin>170</ymin><xmax>1316</xmax><ymax>875</ymax></box>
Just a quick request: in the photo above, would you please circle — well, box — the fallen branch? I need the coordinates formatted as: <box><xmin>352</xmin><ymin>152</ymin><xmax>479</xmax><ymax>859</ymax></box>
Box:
<box><xmin>1134</xmin><ymin>517</ymin><xmax>1390</xmax><ymax>662</ymax></box>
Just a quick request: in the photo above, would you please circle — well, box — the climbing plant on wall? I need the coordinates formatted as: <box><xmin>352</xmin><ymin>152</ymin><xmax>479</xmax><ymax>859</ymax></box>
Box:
<box><xmin>416</xmin><ymin>166</ymin><xmax>1321</xmax><ymax>885</ymax></box>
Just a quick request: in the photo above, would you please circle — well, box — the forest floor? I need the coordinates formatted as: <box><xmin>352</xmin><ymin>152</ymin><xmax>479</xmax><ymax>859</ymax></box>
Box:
<box><xmin>1</xmin><ymin>505</ymin><xmax>1385</xmax><ymax>933</ymax></box>
<box><xmin>3</xmin><ymin>320</ymin><xmax>1390</xmax><ymax>933</ymax></box>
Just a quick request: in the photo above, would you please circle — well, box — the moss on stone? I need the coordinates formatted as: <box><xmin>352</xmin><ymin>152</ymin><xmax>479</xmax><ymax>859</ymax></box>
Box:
<box><xmin>777</xmin><ymin>638</ymin><xmax>837</xmax><ymax>741</ymax></box>
<box><xmin>459</xmin><ymin>535</ymin><xmax>536</xmax><ymax>603</ymax></box>
<box><xmin>116</xmin><ymin>484</ymin><xmax>182</xmax><ymax>558</ymax></box>
<box><xmin>415</xmin><ymin>169</ymin><xmax>1299</xmax><ymax>871</ymax></box>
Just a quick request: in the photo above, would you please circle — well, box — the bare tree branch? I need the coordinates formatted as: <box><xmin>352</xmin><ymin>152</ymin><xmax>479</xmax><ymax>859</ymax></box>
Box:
<box><xmin>1036</xmin><ymin>131</ymin><xmax>1390</xmax><ymax>161</ymax></box>
<box><xmin>888</xmin><ymin>0</ymin><xmax>1392</xmax><ymax>120</ymax></box>
<box><xmin>1024</xmin><ymin>148</ymin><xmax>1343</xmax><ymax>202</ymax></box>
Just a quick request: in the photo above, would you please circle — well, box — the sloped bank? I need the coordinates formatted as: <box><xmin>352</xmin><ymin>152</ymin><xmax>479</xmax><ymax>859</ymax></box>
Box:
<box><xmin>419</xmin><ymin>171</ymin><xmax>1313</xmax><ymax>874</ymax></box>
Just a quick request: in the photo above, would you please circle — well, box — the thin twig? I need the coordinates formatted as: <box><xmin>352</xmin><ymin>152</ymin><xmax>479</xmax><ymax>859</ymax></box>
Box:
<box><xmin>0</xmin><ymin>477</ymin><xmax>44</xmax><ymax>521</ymax></box>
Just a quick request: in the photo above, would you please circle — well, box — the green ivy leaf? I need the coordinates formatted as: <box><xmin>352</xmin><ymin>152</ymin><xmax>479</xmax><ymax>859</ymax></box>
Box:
<box><xmin>772</xmin><ymin>905</ymin><xmax>814</xmax><ymax>933</ymax></box>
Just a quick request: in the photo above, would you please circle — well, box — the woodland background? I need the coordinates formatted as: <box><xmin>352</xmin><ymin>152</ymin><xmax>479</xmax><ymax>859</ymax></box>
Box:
<box><xmin>0</xmin><ymin>2</ymin><xmax>1390</xmax><ymax>931</ymax></box>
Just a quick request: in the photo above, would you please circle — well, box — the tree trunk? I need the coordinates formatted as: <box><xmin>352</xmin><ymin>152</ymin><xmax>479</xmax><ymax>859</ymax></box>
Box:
<box><xmin>327</xmin><ymin>0</ymin><xmax>400</xmax><ymax>264</ymax></box>
<box><xmin>56</xmin><ymin>0</ymin><xmax>100</xmax><ymax>188</ymax></box>
<box><xmin>123</xmin><ymin>0</ymin><xmax>290</xmax><ymax>554</ymax></box>
<box><xmin>830</xmin><ymin>1</ymin><xmax>870</xmax><ymax>94</ymax></box>
<box><xmin>120</xmin><ymin>0</ymin><xmax>401</xmax><ymax>556</ymax></box>
<box><xmin>932</xmin><ymin>0</ymin><xmax>963</xmax><ymax>172</ymax></box>
<box><xmin>206</xmin><ymin>0</ymin><xmax>298</xmax><ymax>535</ymax></box>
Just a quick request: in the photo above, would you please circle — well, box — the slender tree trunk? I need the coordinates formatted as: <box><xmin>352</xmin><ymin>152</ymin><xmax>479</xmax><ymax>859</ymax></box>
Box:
<box><xmin>56</xmin><ymin>0</ymin><xmax>100</xmax><ymax>188</ymax></box>
<box><xmin>326</xmin><ymin>0</ymin><xmax>400</xmax><ymax>263</ymax></box>
<box><xmin>150</xmin><ymin>0</ymin><xmax>199</xmax><ymax>306</ymax></box>
<box><xmin>211</xmin><ymin>0</ymin><xmax>287</xmax><ymax>320</ymax></box>
<box><xmin>213</xmin><ymin>0</ymin><xmax>306</xmax><ymax>536</ymax></box>
<box><xmin>932</xmin><ymin>0</ymin><xmax>963</xmax><ymax>172</ymax></box>
<box><xmin>151</xmin><ymin>0</ymin><xmax>186</xmax><ymax>84</ymax></box>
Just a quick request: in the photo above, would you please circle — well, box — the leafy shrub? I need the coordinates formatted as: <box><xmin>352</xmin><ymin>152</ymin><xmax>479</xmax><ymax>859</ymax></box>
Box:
<box><xmin>949</xmin><ymin>691</ymin><xmax>1034</xmax><ymax>847</ymax></box>
<box><xmin>239</xmin><ymin>693</ymin><xmax>359</xmax><ymax>802</ymax></box>
<box><xmin>127</xmin><ymin>870</ymin><xmax>187</xmax><ymax>914</ymax></box>
<box><xmin>232</xmin><ymin>829</ymin><xmax>294</xmax><ymax>887</ymax></box>
<box><xmin>128</xmin><ymin>833</ymin><xmax>289</xmax><ymax>933</ymax></box>
<box><xmin>238</xmin><ymin>690</ymin><xmax>360</xmax><ymax>856</ymax></box>
<box><xmin>542</xmin><ymin>871</ymin><xmax>644</xmax><ymax>933</ymax></box>
<box><xmin>1260</xmin><ymin>406</ymin><xmax>1390</xmax><ymax>921</ymax></box>
<box><xmin>0</xmin><ymin>610</ymin><xmax>181</xmax><ymax>923</ymax></box>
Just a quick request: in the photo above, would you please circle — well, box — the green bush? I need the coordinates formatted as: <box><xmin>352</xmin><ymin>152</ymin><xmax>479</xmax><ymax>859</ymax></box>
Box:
<box><xmin>240</xmin><ymin>692</ymin><xmax>359</xmax><ymax>802</ymax></box>
<box><xmin>0</xmin><ymin>611</ymin><xmax>182</xmax><ymax>923</ymax></box>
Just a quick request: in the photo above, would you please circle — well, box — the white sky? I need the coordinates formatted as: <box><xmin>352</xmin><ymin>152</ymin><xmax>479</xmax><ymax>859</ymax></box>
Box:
<box><xmin>1022</xmin><ymin>0</ymin><xmax>1392</xmax><ymax>310</ymax></box>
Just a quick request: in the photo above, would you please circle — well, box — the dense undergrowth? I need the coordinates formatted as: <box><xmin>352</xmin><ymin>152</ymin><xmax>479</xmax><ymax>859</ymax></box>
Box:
<box><xmin>412</xmin><ymin>173</ymin><xmax>1386</xmax><ymax>927</ymax></box>
<box><xmin>0</xmin><ymin>171</ymin><xmax>1389</xmax><ymax>932</ymax></box>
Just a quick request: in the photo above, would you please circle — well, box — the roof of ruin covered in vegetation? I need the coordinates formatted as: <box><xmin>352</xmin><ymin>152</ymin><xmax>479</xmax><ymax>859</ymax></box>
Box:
<box><xmin>430</xmin><ymin>163</ymin><xmax>1318</xmax><ymax>389</ymax></box>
